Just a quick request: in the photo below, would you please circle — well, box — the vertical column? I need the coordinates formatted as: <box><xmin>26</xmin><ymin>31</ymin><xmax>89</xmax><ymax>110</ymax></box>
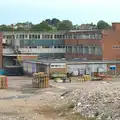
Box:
<box><xmin>40</xmin><ymin>34</ymin><xmax>42</xmax><ymax>39</ymax></box>
<box><xmin>77</xmin><ymin>46</ymin><xmax>79</xmax><ymax>53</ymax></box>
<box><xmin>14</xmin><ymin>34</ymin><xmax>16</xmax><ymax>39</ymax></box>
<box><xmin>83</xmin><ymin>46</ymin><xmax>85</xmax><ymax>54</ymax></box>
<box><xmin>89</xmin><ymin>46</ymin><xmax>91</xmax><ymax>54</ymax></box>
<box><xmin>72</xmin><ymin>34</ymin><xmax>74</xmax><ymax>39</ymax></box>
<box><xmin>27</xmin><ymin>34</ymin><xmax>29</xmax><ymax>39</ymax></box>
<box><xmin>72</xmin><ymin>46</ymin><xmax>74</xmax><ymax>53</ymax></box>
<box><xmin>53</xmin><ymin>34</ymin><xmax>55</xmax><ymax>39</ymax></box>
<box><xmin>95</xmin><ymin>46</ymin><xmax>97</xmax><ymax>55</ymax></box>
<box><xmin>77</xmin><ymin>46</ymin><xmax>79</xmax><ymax>57</ymax></box>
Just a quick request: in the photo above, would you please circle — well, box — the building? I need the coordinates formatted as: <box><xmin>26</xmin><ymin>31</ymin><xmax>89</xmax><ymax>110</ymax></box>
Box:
<box><xmin>64</xmin><ymin>30</ymin><xmax>102</xmax><ymax>60</ymax></box>
<box><xmin>2</xmin><ymin>29</ymin><xmax>103</xmax><ymax>66</ymax></box>
<box><xmin>22</xmin><ymin>59</ymin><xmax>120</xmax><ymax>76</ymax></box>
<box><xmin>79</xmin><ymin>24</ymin><xmax>97</xmax><ymax>30</ymax></box>
<box><xmin>102</xmin><ymin>23</ymin><xmax>120</xmax><ymax>60</ymax></box>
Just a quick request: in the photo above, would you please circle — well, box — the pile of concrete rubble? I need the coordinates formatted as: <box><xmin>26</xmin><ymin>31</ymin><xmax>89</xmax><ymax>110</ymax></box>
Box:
<box><xmin>61</xmin><ymin>86</ymin><xmax>120</xmax><ymax>120</ymax></box>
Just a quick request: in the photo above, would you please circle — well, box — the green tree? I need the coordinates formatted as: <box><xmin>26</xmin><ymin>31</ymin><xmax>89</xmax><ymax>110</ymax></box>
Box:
<box><xmin>0</xmin><ymin>25</ymin><xmax>12</xmax><ymax>31</ymax></box>
<box><xmin>73</xmin><ymin>24</ymin><xmax>79</xmax><ymax>30</ymax></box>
<box><xmin>51</xmin><ymin>18</ymin><xmax>60</xmax><ymax>27</ymax></box>
<box><xmin>45</xmin><ymin>18</ymin><xmax>60</xmax><ymax>27</ymax></box>
<box><xmin>97</xmin><ymin>20</ymin><xmax>111</xmax><ymax>30</ymax></box>
<box><xmin>31</xmin><ymin>21</ymin><xmax>53</xmax><ymax>31</ymax></box>
<box><xmin>57</xmin><ymin>20</ymin><xmax>73</xmax><ymax>30</ymax></box>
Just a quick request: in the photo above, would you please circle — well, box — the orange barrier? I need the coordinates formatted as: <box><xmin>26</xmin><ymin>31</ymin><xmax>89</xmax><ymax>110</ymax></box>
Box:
<box><xmin>105</xmin><ymin>75</ymin><xmax>112</xmax><ymax>80</ymax></box>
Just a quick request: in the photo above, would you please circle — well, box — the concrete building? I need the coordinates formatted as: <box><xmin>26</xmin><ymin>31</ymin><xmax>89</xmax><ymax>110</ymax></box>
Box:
<box><xmin>3</xmin><ymin>31</ymin><xmax>66</xmax><ymax>58</ymax></box>
<box><xmin>2</xmin><ymin>29</ymin><xmax>103</xmax><ymax>66</ymax></box>
<box><xmin>102</xmin><ymin>23</ymin><xmax>120</xmax><ymax>60</ymax></box>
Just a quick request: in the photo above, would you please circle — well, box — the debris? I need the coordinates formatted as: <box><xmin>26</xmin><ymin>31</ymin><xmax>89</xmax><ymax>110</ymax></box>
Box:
<box><xmin>61</xmin><ymin>86</ymin><xmax>120</xmax><ymax>120</ymax></box>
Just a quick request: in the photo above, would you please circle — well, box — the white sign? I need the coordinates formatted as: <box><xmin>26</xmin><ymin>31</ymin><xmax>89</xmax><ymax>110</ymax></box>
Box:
<box><xmin>50</xmin><ymin>63</ymin><xmax>66</xmax><ymax>68</ymax></box>
<box><xmin>110</xmin><ymin>65</ymin><xmax>116</xmax><ymax>68</ymax></box>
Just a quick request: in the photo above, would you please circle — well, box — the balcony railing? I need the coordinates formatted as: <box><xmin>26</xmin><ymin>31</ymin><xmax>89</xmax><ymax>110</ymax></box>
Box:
<box><xmin>3</xmin><ymin>48</ymin><xmax>14</xmax><ymax>54</ymax></box>
<box><xmin>3</xmin><ymin>48</ymin><xmax>66</xmax><ymax>54</ymax></box>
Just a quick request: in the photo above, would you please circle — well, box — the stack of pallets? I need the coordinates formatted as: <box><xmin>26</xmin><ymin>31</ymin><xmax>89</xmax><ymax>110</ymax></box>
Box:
<box><xmin>79</xmin><ymin>75</ymin><xmax>91</xmax><ymax>82</ymax></box>
<box><xmin>0</xmin><ymin>76</ymin><xmax>8</xmax><ymax>89</ymax></box>
<box><xmin>32</xmin><ymin>72</ymin><xmax>49</xmax><ymax>88</ymax></box>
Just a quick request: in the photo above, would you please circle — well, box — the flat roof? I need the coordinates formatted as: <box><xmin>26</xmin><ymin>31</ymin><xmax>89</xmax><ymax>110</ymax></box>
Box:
<box><xmin>3</xmin><ymin>54</ymin><xmax>38</xmax><ymax>57</ymax></box>
<box><xmin>23</xmin><ymin>59</ymin><xmax>120</xmax><ymax>64</ymax></box>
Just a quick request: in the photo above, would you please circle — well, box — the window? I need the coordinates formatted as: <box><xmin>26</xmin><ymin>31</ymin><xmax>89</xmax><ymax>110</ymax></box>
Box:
<box><xmin>35</xmin><ymin>35</ymin><xmax>37</xmax><ymax>39</ymax></box>
<box><xmin>22</xmin><ymin>35</ymin><xmax>24</xmax><ymax>39</ymax></box>
<box><xmin>38</xmin><ymin>35</ymin><xmax>40</xmax><ymax>39</ymax></box>
<box><xmin>84</xmin><ymin>46</ymin><xmax>89</xmax><ymax>54</ymax></box>
<box><xmin>19</xmin><ymin>35</ymin><xmax>22</xmax><ymax>39</ymax></box>
<box><xmin>42</xmin><ymin>35</ymin><xmax>45</xmax><ymax>39</ymax></box>
<box><xmin>112</xmin><ymin>46</ymin><xmax>120</xmax><ymax>49</ymax></box>
<box><xmin>54</xmin><ymin>35</ymin><xmax>57</xmax><ymax>39</ymax></box>
<box><xmin>57</xmin><ymin>46</ymin><xmax>62</xmax><ymax>48</ymax></box>
<box><xmin>25</xmin><ymin>35</ymin><xmax>27</xmax><ymax>38</ymax></box>
<box><xmin>57</xmin><ymin>35</ymin><xmax>59</xmax><ymax>39</ymax></box>
<box><xmin>16</xmin><ymin>35</ymin><xmax>18</xmax><ymax>39</ymax></box>
<box><xmin>50</xmin><ymin>63</ymin><xmax>66</xmax><ymax>68</ymax></box>
<box><xmin>32</xmin><ymin>35</ymin><xmax>34</xmax><ymax>39</ymax></box>
<box><xmin>51</xmin><ymin>35</ymin><xmax>53</xmax><ymax>39</ymax></box>
<box><xmin>29</xmin><ymin>35</ymin><xmax>31</xmax><ymax>39</ymax></box>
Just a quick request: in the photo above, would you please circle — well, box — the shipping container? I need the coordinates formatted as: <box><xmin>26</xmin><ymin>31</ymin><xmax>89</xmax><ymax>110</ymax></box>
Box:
<box><xmin>4</xmin><ymin>66</ymin><xmax>23</xmax><ymax>76</ymax></box>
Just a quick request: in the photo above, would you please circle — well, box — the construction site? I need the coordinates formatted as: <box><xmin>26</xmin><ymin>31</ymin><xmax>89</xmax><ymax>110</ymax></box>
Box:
<box><xmin>0</xmin><ymin>23</ymin><xmax>120</xmax><ymax>120</ymax></box>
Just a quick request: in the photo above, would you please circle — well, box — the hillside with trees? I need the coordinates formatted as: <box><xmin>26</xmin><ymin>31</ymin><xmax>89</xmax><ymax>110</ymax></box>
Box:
<box><xmin>0</xmin><ymin>18</ymin><xmax>111</xmax><ymax>32</ymax></box>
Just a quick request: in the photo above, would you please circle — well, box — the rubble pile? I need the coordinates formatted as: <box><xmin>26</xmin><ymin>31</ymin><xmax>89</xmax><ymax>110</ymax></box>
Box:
<box><xmin>62</xmin><ymin>87</ymin><xmax>120</xmax><ymax>120</ymax></box>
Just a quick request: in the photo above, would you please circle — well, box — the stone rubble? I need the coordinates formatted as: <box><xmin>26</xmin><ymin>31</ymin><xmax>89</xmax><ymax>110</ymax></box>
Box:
<box><xmin>61</xmin><ymin>84</ymin><xmax>120</xmax><ymax>120</ymax></box>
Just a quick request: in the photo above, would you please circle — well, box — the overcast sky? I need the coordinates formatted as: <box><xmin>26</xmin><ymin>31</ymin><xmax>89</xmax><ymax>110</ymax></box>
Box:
<box><xmin>0</xmin><ymin>0</ymin><xmax>120</xmax><ymax>25</ymax></box>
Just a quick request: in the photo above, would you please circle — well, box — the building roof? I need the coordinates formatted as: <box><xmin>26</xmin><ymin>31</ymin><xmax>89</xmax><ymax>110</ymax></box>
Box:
<box><xmin>3</xmin><ymin>54</ymin><xmax>38</xmax><ymax>57</ymax></box>
<box><xmin>3</xmin><ymin>31</ymin><xmax>68</xmax><ymax>35</ymax></box>
<box><xmin>23</xmin><ymin>59</ymin><xmax>120</xmax><ymax>65</ymax></box>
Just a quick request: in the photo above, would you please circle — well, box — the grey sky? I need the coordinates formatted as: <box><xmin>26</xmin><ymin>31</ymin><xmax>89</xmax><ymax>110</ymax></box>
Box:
<box><xmin>0</xmin><ymin>0</ymin><xmax>119</xmax><ymax>25</ymax></box>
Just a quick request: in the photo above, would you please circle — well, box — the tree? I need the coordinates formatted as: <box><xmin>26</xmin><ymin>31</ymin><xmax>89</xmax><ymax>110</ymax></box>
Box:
<box><xmin>31</xmin><ymin>21</ymin><xmax>53</xmax><ymax>31</ymax></box>
<box><xmin>57</xmin><ymin>20</ymin><xmax>73</xmax><ymax>30</ymax></box>
<box><xmin>0</xmin><ymin>25</ymin><xmax>12</xmax><ymax>31</ymax></box>
<box><xmin>45</xmin><ymin>19</ymin><xmax>51</xmax><ymax>25</ymax></box>
<box><xmin>51</xmin><ymin>18</ymin><xmax>60</xmax><ymax>27</ymax></box>
<box><xmin>97</xmin><ymin>20</ymin><xmax>111</xmax><ymax>30</ymax></box>
<box><xmin>45</xmin><ymin>18</ymin><xmax>60</xmax><ymax>27</ymax></box>
<box><xmin>73</xmin><ymin>24</ymin><xmax>79</xmax><ymax>30</ymax></box>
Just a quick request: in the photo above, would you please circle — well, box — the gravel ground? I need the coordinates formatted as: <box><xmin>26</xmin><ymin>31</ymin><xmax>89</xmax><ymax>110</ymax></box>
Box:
<box><xmin>0</xmin><ymin>76</ymin><xmax>120</xmax><ymax>120</ymax></box>
<box><xmin>0</xmin><ymin>76</ymin><xmax>66</xmax><ymax>120</ymax></box>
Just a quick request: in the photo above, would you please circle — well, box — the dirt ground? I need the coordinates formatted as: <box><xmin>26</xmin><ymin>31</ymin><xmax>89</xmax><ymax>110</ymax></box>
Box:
<box><xmin>0</xmin><ymin>76</ymin><xmax>119</xmax><ymax>120</ymax></box>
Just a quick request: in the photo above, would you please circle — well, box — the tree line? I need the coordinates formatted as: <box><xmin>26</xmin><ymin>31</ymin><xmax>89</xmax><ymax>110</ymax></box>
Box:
<box><xmin>0</xmin><ymin>18</ymin><xmax>111</xmax><ymax>32</ymax></box>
